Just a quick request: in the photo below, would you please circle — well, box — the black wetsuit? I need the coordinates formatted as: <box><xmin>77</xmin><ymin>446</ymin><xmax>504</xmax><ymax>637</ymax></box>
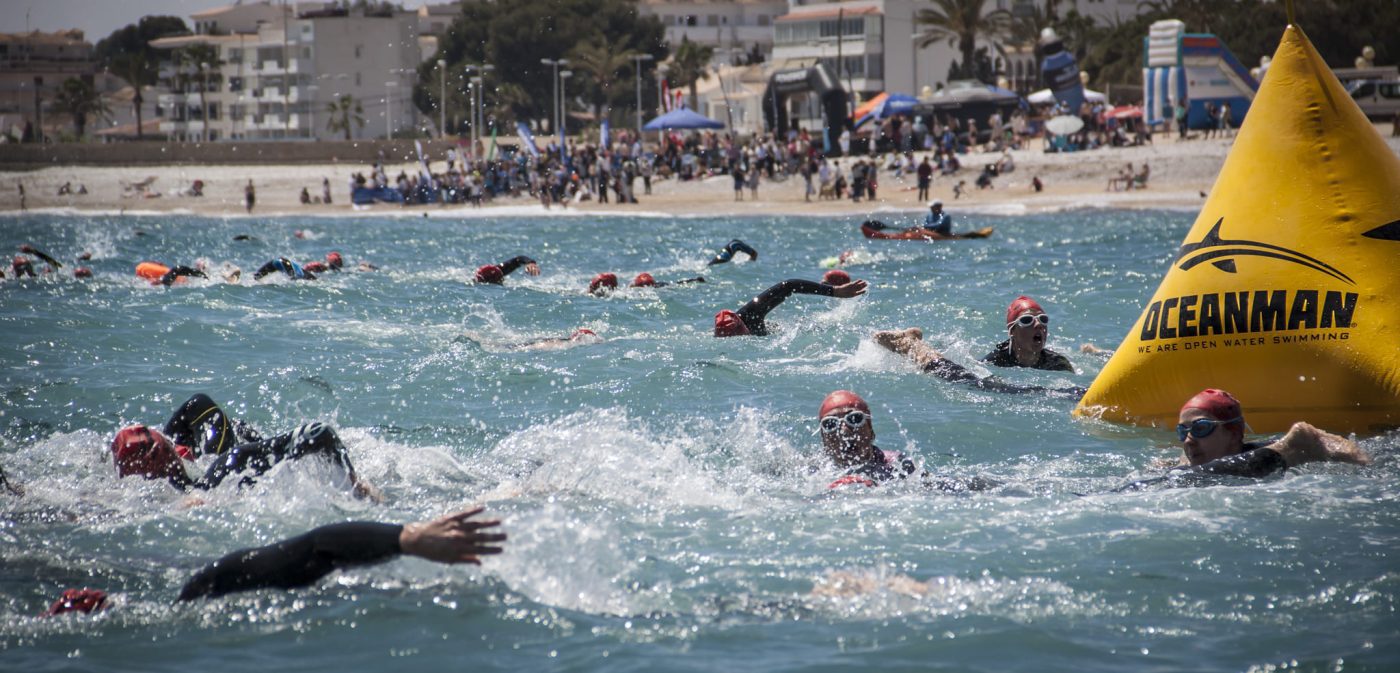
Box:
<box><xmin>159</xmin><ymin>395</ymin><xmax>356</xmax><ymax>492</ymax></box>
<box><xmin>833</xmin><ymin>446</ymin><xmax>998</xmax><ymax>492</ymax></box>
<box><xmin>708</xmin><ymin>239</ymin><xmax>758</xmax><ymax>266</ymax></box>
<box><xmin>981</xmin><ymin>341</ymin><xmax>1074</xmax><ymax>372</ymax></box>
<box><xmin>160</xmin><ymin>266</ymin><xmax>207</xmax><ymax>286</ymax></box>
<box><xmin>1112</xmin><ymin>442</ymin><xmax>1286</xmax><ymax>492</ymax></box>
<box><xmin>921</xmin><ymin>357</ymin><xmax>1085</xmax><ymax>399</ymax></box>
<box><xmin>496</xmin><ymin>255</ymin><xmax>537</xmax><ymax>278</ymax></box>
<box><xmin>735</xmin><ymin>279</ymin><xmax>835</xmax><ymax>336</ymax></box>
<box><xmin>178</xmin><ymin>520</ymin><xmax>402</xmax><ymax>601</ymax></box>
<box><xmin>253</xmin><ymin>258</ymin><xmax>316</xmax><ymax>281</ymax></box>
<box><xmin>649</xmin><ymin>276</ymin><xmax>706</xmax><ymax>288</ymax></box>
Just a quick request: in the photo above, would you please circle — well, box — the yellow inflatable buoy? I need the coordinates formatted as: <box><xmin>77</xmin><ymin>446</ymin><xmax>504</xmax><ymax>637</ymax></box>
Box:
<box><xmin>1074</xmin><ymin>25</ymin><xmax>1400</xmax><ymax>434</ymax></box>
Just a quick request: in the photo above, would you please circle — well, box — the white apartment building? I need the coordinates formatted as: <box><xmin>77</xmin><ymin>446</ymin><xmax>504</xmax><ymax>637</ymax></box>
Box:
<box><xmin>638</xmin><ymin>0</ymin><xmax>788</xmax><ymax>65</ymax></box>
<box><xmin>154</xmin><ymin>1</ymin><xmax>420</xmax><ymax>142</ymax></box>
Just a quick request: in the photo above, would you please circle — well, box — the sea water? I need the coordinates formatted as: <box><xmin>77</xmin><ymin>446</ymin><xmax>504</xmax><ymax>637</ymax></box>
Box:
<box><xmin>1</xmin><ymin>209</ymin><xmax>1396</xmax><ymax>672</ymax></box>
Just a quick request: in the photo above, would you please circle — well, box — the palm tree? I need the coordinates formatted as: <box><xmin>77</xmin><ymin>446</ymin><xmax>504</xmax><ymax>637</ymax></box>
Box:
<box><xmin>325</xmin><ymin>94</ymin><xmax>365</xmax><ymax>140</ymax></box>
<box><xmin>178</xmin><ymin>43</ymin><xmax>221</xmax><ymax>141</ymax></box>
<box><xmin>915</xmin><ymin>0</ymin><xmax>1013</xmax><ymax>83</ymax></box>
<box><xmin>670</xmin><ymin>36</ymin><xmax>713</xmax><ymax>111</ymax></box>
<box><xmin>568</xmin><ymin>35</ymin><xmax>638</xmax><ymax>122</ymax></box>
<box><xmin>109</xmin><ymin>53</ymin><xmax>155</xmax><ymax>140</ymax></box>
<box><xmin>52</xmin><ymin>78</ymin><xmax>110</xmax><ymax>139</ymax></box>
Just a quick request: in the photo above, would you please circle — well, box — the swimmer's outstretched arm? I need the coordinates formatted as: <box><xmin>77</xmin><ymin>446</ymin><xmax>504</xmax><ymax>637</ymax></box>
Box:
<box><xmin>498</xmin><ymin>256</ymin><xmax>540</xmax><ymax>277</ymax></box>
<box><xmin>177</xmin><ymin>507</ymin><xmax>505</xmax><ymax>601</ymax></box>
<box><xmin>1268</xmin><ymin>422</ymin><xmax>1371</xmax><ymax>467</ymax></box>
<box><xmin>738</xmin><ymin>279</ymin><xmax>867</xmax><ymax>335</ymax></box>
<box><xmin>160</xmin><ymin>265</ymin><xmax>207</xmax><ymax>286</ymax></box>
<box><xmin>873</xmin><ymin>327</ymin><xmax>1082</xmax><ymax>397</ymax></box>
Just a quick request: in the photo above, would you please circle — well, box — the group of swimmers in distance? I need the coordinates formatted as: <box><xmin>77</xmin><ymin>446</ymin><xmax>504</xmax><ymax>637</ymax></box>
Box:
<box><xmin>19</xmin><ymin>226</ymin><xmax>1375</xmax><ymax>617</ymax></box>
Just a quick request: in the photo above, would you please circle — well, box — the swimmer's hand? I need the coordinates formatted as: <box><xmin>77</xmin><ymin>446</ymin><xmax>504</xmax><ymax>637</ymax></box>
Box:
<box><xmin>352</xmin><ymin>476</ymin><xmax>385</xmax><ymax>504</ymax></box>
<box><xmin>1272</xmin><ymin>422</ymin><xmax>1371</xmax><ymax>468</ymax></box>
<box><xmin>1080</xmin><ymin>343</ymin><xmax>1113</xmax><ymax>355</ymax></box>
<box><xmin>873</xmin><ymin>327</ymin><xmax>924</xmax><ymax>355</ymax></box>
<box><xmin>399</xmin><ymin>506</ymin><xmax>506</xmax><ymax>565</ymax></box>
<box><xmin>523</xmin><ymin>262</ymin><xmax>541</xmax><ymax>276</ymax></box>
<box><xmin>831</xmin><ymin>280</ymin><xmax>868</xmax><ymax>298</ymax></box>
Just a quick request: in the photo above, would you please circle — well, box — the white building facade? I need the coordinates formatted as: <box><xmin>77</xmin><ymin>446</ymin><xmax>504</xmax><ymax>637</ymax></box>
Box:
<box><xmin>639</xmin><ymin>0</ymin><xmax>789</xmax><ymax>66</ymax></box>
<box><xmin>155</xmin><ymin>2</ymin><xmax>420</xmax><ymax>142</ymax></box>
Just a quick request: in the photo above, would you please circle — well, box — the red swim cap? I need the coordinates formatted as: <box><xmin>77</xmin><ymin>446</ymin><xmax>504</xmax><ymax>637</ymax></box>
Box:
<box><xmin>326</xmin><ymin>251</ymin><xmax>344</xmax><ymax>269</ymax></box>
<box><xmin>589</xmin><ymin>273</ymin><xmax>618</xmax><ymax>293</ymax></box>
<box><xmin>475</xmin><ymin>264</ymin><xmax>504</xmax><ymax>284</ymax></box>
<box><xmin>822</xmin><ymin>269</ymin><xmax>851</xmax><ymax>286</ymax></box>
<box><xmin>110</xmin><ymin>425</ymin><xmax>185</xmax><ymax>480</ymax></box>
<box><xmin>631</xmin><ymin>272</ymin><xmax>656</xmax><ymax>287</ymax></box>
<box><xmin>819</xmin><ymin>390</ymin><xmax>871</xmax><ymax>418</ymax></box>
<box><xmin>570</xmin><ymin>328</ymin><xmax>599</xmax><ymax>340</ymax></box>
<box><xmin>74</xmin><ymin>267</ymin><xmax>93</xmax><ymax>278</ymax></box>
<box><xmin>713</xmin><ymin>309</ymin><xmax>750</xmax><ymax>337</ymax></box>
<box><xmin>44</xmin><ymin>588</ymin><xmax>109</xmax><ymax>616</ymax></box>
<box><xmin>1180</xmin><ymin>388</ymin><xmax>1244</xmax><ymax>422</ymax></box>
<box><xmin>1005</xmin><ymin>295</ymin><xmax>1045</xmax><ymax>324</ymax></box>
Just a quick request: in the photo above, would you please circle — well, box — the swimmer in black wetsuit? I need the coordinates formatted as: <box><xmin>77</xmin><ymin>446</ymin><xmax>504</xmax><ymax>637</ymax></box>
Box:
<box><xmin>475</xmin><ymin>255</ymin><xmax>540</xmax><ymax>284</ymax></box>
<box><xmin>873</xmin><ymin>327</ymin><xmax>1085</xmax><ymax>398</ymax></box>
<box><xmin>714</xmin><ymin>276</ymin><xmax>868</xmax><ymax>337</ymax></box>
<box><xmin>253</xmin><ymin>257</ymin><xmax>316</xmax><ymax>280</ymax></box>
<box><xmin>177</xmin><ymin>506</ymin><xmax>505</xmax><ymax>601</ymax></box>
<box><xmin>109</xmin><ymin>393</ymin><xmax>379</xmax><ymax>499</ymax></box>
<box><xmin>818</xmin><ymin>390</ymin><xmax>995</xmax><ymax>492</ymax></box>
<box><xmin>1113</xmin><ymin>388</ymin><xmax>1371</xmax><ymax>491</ymax></box>
<box><xmin>630</xmin><ymin>272</ymin><xmax>705</xmax><ymax>288</ymax></box>
<box><xmin>707</xmin><ymin>239</ymin><xmax>758</xmax><ymax>266</ymax></box>
<box><xmin>980</xmin><ymin>296</ymin><xmax>1074</xmax><ymax>372</ymax></box>
<box><xmin>45</xmin><ymin>508</ymin><xmax>505</xmax><ymax>610</ymax></box>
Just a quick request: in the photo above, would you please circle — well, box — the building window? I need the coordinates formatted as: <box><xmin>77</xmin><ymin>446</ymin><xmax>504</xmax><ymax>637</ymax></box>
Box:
<box><xmin>354</xmin><ymin>45</ymin><xmax>362</xmax><ymax>59</ymax></box>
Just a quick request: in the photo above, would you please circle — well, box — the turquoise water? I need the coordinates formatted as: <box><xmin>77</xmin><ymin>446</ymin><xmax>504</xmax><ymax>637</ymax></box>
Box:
<box><xmin>2</xmin><ymin>209</ymin><xmax>1396</xmax><ymax>672</ymax></box>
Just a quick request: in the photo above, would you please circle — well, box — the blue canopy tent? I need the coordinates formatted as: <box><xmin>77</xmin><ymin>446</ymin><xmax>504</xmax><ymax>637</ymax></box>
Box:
<box><xmin>643</xmin><ymin>108</ymin><xmax>726</xmax><ymax>131</ymax></box>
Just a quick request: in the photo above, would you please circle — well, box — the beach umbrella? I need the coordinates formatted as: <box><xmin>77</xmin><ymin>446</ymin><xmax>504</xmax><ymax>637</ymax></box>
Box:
<box><xmin>1045</xmin><ymin>115</ymin><xmax>1085</xmax><ymax>135</ymax></box>
<box><xmin>643</xmin><ymin>108</ymin><xmax>725</xmax><ymax>131</ymax></box>
<box><xmin>873</xmin><ymin>93</ymin><xmax>919</xmax><ymax>120</ymax></box>
<box><xmin>1027</xmin><ymin>88</ymin><xmax>1107</xmax><ymax>105</ymax></box>
<box><xmin>852</xmin><ymin>93</ymin><xmax>890</xmax><ymax>129</ymax></box>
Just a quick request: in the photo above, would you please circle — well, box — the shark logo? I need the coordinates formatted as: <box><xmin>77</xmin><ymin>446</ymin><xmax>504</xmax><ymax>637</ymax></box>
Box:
<box><xmin>1176</xmin><ymin>218</ymin><xmax>1355</xmax><ymax>285</ymax></box>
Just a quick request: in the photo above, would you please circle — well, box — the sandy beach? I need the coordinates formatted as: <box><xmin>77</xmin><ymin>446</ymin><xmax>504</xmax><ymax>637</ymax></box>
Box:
<box><xmin>4</xmin><ymin>130</ymin><xmax>1398</xmax><ymax>218</ymax></box>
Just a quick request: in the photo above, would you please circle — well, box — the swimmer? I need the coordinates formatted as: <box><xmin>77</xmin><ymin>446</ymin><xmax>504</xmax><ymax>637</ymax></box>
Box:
<box><xmin>1114</xmin><ymin>389</ymin><xmax>1371</xmax><ymax>491</ymax></box>
<box><xmin>872</xmin><ymin>327</ymin><xmax>1085</xmax><ymax>398</ymax></box>
<box><xmin>110</xmin><ymin>393</ymin><xmax>379</xmax><ymax>500</ymax></box>
<box><xmin>713</xmin><ymin>276</ymin><xmax>868</xmax><ymax>337</ymax></box>
<box><xmin>475</xmin><ymin>255</ymin><xmax>540</xmax><ymax>284</ymax></box>
<box><xmin>707</xmin><ymin>239</ymin><xmax>759</xmax><ymax>266</ymax></box>
<box><xmin>630</xmin><ymin>272</ymin><xmax>705</xmax><ymax>288</ymax></box>
<box><xmin>10</xmin><ymin>255</ymin><xmax>38</xmax><ymax>278</ymax></box>
<box><xmin>252</xmin><ymin>257</ymin><xmax>316</xmax><ymax>281</ymax></box>
<box><xmin>516</xmin><ymin>328</ymin><xmax>605</xmax><ymax>351</ymax></box>
<box><xmin>46</xmin><ymin>507</ymin><xmax>505</xmax><ymax>609</ymax></box>
<box><xmin>588</xmin><ymin>272</ymin><xmax>619</xmax><ymax>296</ymax></box>
<box><xmin>19</xmin><ymin>244</ymin><xmax>62</xmax><ymax>270</ymax></box>
<box><xmin>818</xmin><ymin>390</ymin><xmax>995</xmax><ymax>492</ymax></box>
<box><xmin>923</xmin><ymin>200</ymin><xmax>952</xmax><ymax>236</ymax></box>
<box><xmin>980</xmin><ymin>296</ymin><xmax>1074</xmax><ymax>372</ymax></box>
<box><xmin>135</xmin><ymin>261</ymin><xmax>208</xmax><ymax>286</ymax></box>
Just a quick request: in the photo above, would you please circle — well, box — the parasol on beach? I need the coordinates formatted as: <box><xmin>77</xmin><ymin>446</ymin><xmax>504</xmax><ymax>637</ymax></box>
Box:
<box><xmin>1045</xmin><ymin>115</ymin><xmax>1085</xmax><ymax>135</ymax></box>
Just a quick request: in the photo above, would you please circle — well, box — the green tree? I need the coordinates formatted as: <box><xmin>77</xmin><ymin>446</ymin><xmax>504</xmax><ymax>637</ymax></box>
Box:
<box><xmin>670</xmin><ymin>36</ymin><xmax>713</xmax><ymax>111</ymax></box>
<box><xmin>178</xmin><ymin>43</ymin><xmax>222</xmax><ymax>141</ymax></box>
<box><xmin>916</xmin><ymin>0</ymin><xmax>1013</xmax><ymax>83</ymax></box>
<box><xmin>52</xmin><ymin>78</ymin><xmax>110</xmax><ymax>139</ymax></box>
<box><xmin>569</xmin><ymin>35</ymin><xmax>638</xmax><ymax>122</ymax></box>
<box><xmin>108</xmin><ymin>53</ymin><xmax>155</xmax><ymax>139</ymax></box>
<box><xmin>418</xmin><ymin>0</ymin><xmax>666</xmax><ymax>135</ymax></box>
<box><xmin>326</xmin><ymin>94</ymin><xmax>366</xmax><ymax>140</ymax></box>
<box><xmin>94</xmin><ymin>16</ymin><xmax>189</xmax><ymax>69</ymax></box>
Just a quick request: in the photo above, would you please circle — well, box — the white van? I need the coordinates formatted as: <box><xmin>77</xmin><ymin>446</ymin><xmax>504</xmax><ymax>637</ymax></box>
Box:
<box><xmin>1347</xmin><ymin>78</ymin><xmax>1400</xmax><ymax>120</ymax></box>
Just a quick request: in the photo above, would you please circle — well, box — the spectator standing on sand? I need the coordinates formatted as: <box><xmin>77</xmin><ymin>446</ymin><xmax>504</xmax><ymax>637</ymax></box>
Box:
<box><xmin>244</xmin><ymin>180</ymin><xmax>256</xmax><ymax>213</ymax></box>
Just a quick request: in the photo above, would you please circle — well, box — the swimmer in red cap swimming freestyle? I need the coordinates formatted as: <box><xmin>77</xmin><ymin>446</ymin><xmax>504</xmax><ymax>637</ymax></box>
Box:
<box><xmin>873</xmin><ymin>327</ymin><xmax>1085</xmax><ymax>397</ymax></box>
<box><xmin>588</xmin><ymin>272</ymin><xmax>706</xmax><ymax>295</ymax></box>
<box><xmin>819</xmin><ymin>390</ymin><xmax>996</xmax><ymax>491</ymax></box>
<box><xmin>629</xmin><ymin>272</ymin><xmax>705</xmax><ymax>288</ymax></box>
<box><xmin>43</xmin><ymin>507</ymin><xmax>505</xmax><ymax>611</ymax></box>
<box><xmin>714</xmin><ymin>272</ymin><xmax>868</xmax><ymax>337</ymax></box>
<box><xmin>1114</xmin><ymin>388</ymin><xmax>1370</xmax><ymax>491</ymax></box>
<box><xmin>110</xmin><ymin>393</ymin><xmax>379</xmax><ymax>500</ymax></box>
<box><xmin>980</xmin><ymin>295</ymin><xmax>1074</xmax><ymax>371</ymax></box>
<box><xmin>474</xmin><ymin>255</ymin><xmax>540</xmax><ymax>284</ymax></box>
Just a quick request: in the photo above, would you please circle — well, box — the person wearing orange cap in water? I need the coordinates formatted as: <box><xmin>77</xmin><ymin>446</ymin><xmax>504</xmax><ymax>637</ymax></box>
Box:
<box><xmin>818</xmin><ymin>390</ymin><xmax>995</xmax><ymax>491</ymax></box>
<box><xmin>1114</xmin><ymin>389</ymin><xmax>1371</xmax><ymax>491</ymax></box>
<box><xmin>475</xmin><ymin>255</ymin><xmax>540</xmax><ymax>284</ymax></box>
<box><xmin>109</xmin><ymin>393</ymin><xmax>379</xmax><ymax>500</ymax></box>
<box><xmin>629</xmin><ymin>272</ymin><xmax>705</xmax><ymax>288</ymax></box>
<box><xmin>981</xmin><ymin>295</ymin><xmax>1073</xmax><ymax>372</ymax></box>
<box><xmin>714</xmin><ymin>276</ymin><xmax>868</xmax><ymax>337</ymax></box>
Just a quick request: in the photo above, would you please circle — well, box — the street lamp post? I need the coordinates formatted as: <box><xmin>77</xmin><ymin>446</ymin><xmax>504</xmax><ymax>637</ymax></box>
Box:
<box><xmin>462</xmin><ymin>63</ymin><xmax>494</xmax><ymax>147</ymax></box>
<box><xmin>385</xmin><ymin>80</ymin><xmax>397</xmax><ymax>139</ymax></box>
<box><xmin>559</xmin><ymin>69</ymin><xmax>573</xmax><ymax>150</ymax></box>
<box><xmin>436</xmin><ymin>59</ymin><xmax>446</xmax><ymax>137</ymax></box>
<box><xmin>630</xmin><ymin>53</ymin><xmax>654</xmax><ymax>138</ymax></box>
<box><xmin>539</xmin><ymin>58</ymin><xmax>569</xmax><ymax>148</ymax></box>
